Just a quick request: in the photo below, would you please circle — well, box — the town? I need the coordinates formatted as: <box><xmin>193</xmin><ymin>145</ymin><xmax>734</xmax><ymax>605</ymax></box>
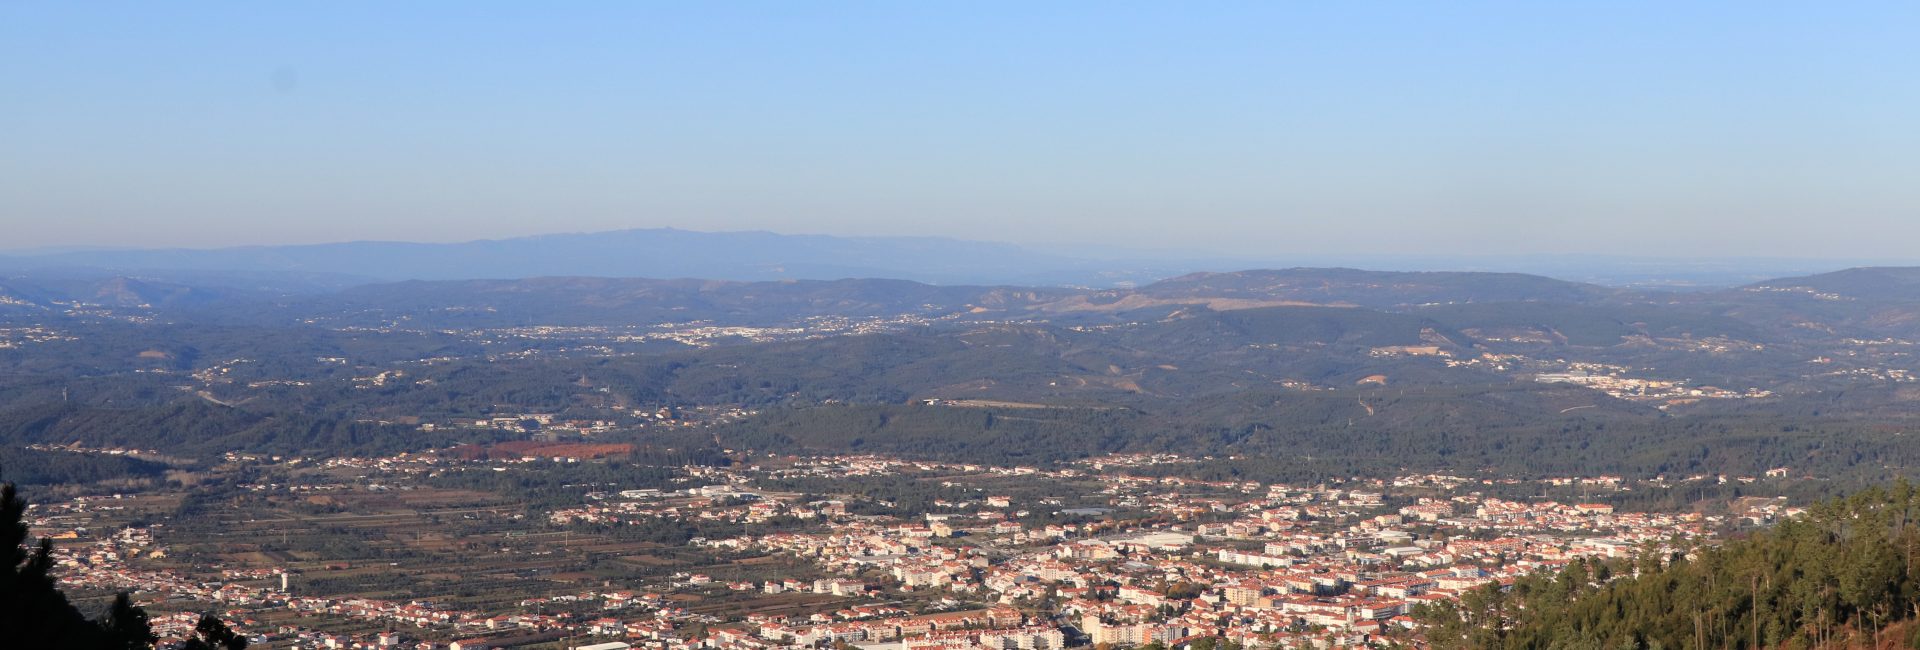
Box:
<box><xmin>29</xmin><ymin>447</ymin><xmax>1803</xmax><ymax>650</ymax></box>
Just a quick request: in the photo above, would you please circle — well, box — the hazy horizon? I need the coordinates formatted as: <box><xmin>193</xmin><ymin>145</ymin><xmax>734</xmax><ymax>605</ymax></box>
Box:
<box><xmin>5</xmin><ymin>225</ymin><xmax>1917</xmax><ymax>267</ymax></box>
<box><xmin>1</xmin><ymin>225</ymin><xmax>1908</xmax><ymax>292</ymax></box>
<box><xmin>6</xmin><ymin>3</ymin><xmax>1919</xmax><ymax>258</ymax></box>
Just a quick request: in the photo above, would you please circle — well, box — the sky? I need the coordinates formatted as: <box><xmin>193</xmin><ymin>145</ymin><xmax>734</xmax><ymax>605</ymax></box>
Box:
<box><xmin>3</xmin><ymin>2</ymin><xmax>1918</xmax><ymax>259</ymax></box>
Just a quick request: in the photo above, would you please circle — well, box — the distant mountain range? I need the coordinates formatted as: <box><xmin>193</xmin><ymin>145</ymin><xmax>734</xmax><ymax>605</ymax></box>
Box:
<box><xmin>0</xmin><ymin>228</ymin><xmax>1172</xmax><ymax>288</ymax></box>
<box><xmin>0</xmin><ymin>227</ymin><xmax>1899</xmax><ymax>289</ymax></box>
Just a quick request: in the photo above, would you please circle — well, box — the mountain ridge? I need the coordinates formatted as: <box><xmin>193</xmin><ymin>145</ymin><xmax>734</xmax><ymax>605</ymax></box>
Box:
<box><xmin>6</xmin><ymin>228</ymin><xmax>1905</xmax><ymax>289</ymax></box>
<box><xmin>0</xmin><ymin>228</ymin><xmax>1124</xmax><ymax>286</ymax></box>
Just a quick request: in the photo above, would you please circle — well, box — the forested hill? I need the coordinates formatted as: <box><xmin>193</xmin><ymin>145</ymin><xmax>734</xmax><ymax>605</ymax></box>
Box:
<box><xmin>6</xmin><ymin>266</ymin><xmax>1635</xmax><ymax>328</ymax></box>
<box><xmin>1748</xmin><ymin>266</ymin><xmax>1920</xmax><ymax>302</ymax></box>
<box><xmin>1417</xmin><ymin>483</ymin><xmax>1920</xmax><ymax>649</ymax></box>
<box><xmin>10</xmin><ymin>264</ymin><xmax>1920</xmax><ymax>334</ymax></box>
<box><xmin>10</xmin><ymin>265</ymin><xmax>1920</xmax><ymax>484</ymax></box>
<box><xmin>1136</xmin><ymin>268</ymin><xmax>1621</xmax><ymax>308</ymax></box>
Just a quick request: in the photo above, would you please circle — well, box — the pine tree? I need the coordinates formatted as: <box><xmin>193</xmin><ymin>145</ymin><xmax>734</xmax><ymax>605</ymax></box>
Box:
<box><xmin>2</xmin><ymin>473</ymin><xmax>176</xmax><ymax>650</ymax></box>
<box><xmin>103</xmin><ymin>592</ymin><xmax>158</xmax><ymax>650</ymax></box>
<box><xmin>1</xmin><ymin>478</ymin><xmax>107</xmax><ymax>647</ymax></box>
<box><xmin>180</xmin><ymin>613</ymin><xmax>248</xmax><ymax>650</ymax></box>
<box><xmin>1417</xmin><ymin>484</ymin><xmax>1920</xmax><ymax>648</ymax></box>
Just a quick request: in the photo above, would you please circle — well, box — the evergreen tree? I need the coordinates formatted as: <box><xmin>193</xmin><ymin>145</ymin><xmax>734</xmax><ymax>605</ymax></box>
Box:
<box><xmin>1</xmin><ymin>478</ymin><xmax>109</xmax><ymax>647</ymax></box>
<box><xmin>103</xmin><ymin>593</ymin><xmax>158</xmax><ymax>650</ymax></box>
<box><xmin>0</xmin><ymin>472</ymin><xmax>212</xmax><ymax>650</ymax></box>
<box><xmin>1416</xmin><ymin>481</ymin><xmax>1920</xmax><ymax>648</ymax></box>
<box><xmin>180</xmin><ymin>613</ymin><xmax>248</xmax><ymax>650</ymax></box>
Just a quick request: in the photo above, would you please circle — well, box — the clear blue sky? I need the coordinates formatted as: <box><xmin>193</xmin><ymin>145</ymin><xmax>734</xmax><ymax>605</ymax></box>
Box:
<box><xmin>3</xmin><ymin>2</ymin><xmax>1917</xmax><ymax>258</ymax></box>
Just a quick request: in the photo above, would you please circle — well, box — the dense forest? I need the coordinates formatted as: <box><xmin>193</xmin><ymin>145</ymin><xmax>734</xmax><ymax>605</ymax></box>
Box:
<box><xmin>1417</xmin><ymin>483</ymin><xmax>1920</xmax><ymax>649</ymax></box>
<box><xmin>13</xmin><ymin>266</ymin><xmax>1920</xmax><ymax>487</ymax></box>
<box><xmin>0</xmin><ymin>447</ymin><xmax>167</xmax><ymax>486</ymax></box>
<box><xmin>717</xmin><ymin>396</ymin><xmax>1920</xmax><ymax>482</ymax></box>
<box><xmin>10</xmin><ymin>316</ymin><xmax>1920</xmax><ymax>485</ymax></box>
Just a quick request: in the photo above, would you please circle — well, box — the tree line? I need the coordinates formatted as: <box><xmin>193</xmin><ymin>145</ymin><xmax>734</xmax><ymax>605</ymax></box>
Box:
<box><xmin>1417</xmin><ymin>482</ymin><xmax>1920</xmax><ymax>649</ymax></box>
